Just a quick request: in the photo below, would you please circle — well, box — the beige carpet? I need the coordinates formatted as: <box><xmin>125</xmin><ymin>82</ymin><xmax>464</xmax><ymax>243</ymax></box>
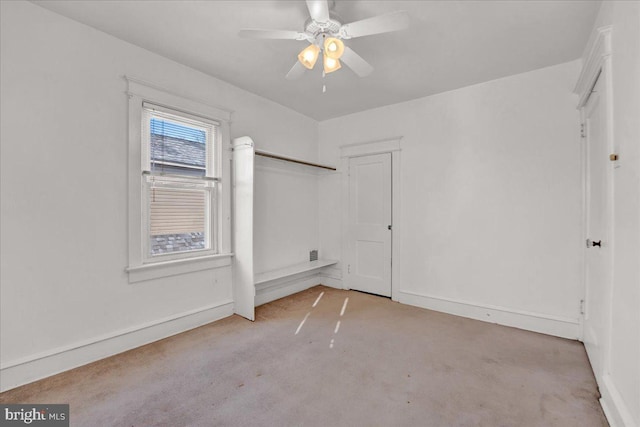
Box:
<box><xmin>1</xmin><ymin>285</ymin><xmax>607</xmax><ymax>426</ymax></box>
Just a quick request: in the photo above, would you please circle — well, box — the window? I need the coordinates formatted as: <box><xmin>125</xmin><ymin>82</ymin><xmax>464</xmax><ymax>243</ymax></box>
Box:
<box><xmin>142</xmin><ymin>104</ymin><xmax>218</xmax><ymax>260</ymax></box>
<box><xmin>126</xmin><ymin>77</ymin><xmax>231</xmax><ymax>282</ymax></box>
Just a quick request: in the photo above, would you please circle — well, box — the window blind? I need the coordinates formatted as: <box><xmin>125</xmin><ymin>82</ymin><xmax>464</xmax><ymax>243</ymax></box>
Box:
<box><xmin>149</xmin><ymin>186</ymin><xmax>206</xmax><ymax>236</ymax></box>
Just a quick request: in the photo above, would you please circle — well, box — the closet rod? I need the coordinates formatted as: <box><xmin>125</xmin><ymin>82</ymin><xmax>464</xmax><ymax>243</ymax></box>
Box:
<box><xmin>255</xmin><ymin>150</ymin><xmax>336</xmax><ymax>171</ymax></box>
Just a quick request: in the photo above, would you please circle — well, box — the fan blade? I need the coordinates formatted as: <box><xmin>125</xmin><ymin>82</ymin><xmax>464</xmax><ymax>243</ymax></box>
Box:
<box><xmin>340</xmin><ymin>46</ymin><xmax>373</xmax><ymax>77</ymax></box>
<box><xmin>340</xmin><ymin>10</ymin><xmax>409</xmax><ymax>39</ymax></box>
<box><xmin>239</xmin><ymin>29</ymin><xmax>307</xmax><ymax>40</ymax></box>
<box><xmin>306</xmin><ymin>0</ymin><xmax>330</xmax><ymax>23</ymax></box>
<box><xmin>285</xmin><ymin>61</ymin><xmax>306</xmax><ymax>80</ymax></box>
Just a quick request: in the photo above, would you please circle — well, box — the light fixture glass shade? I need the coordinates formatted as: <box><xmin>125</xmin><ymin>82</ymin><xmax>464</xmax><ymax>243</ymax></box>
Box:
<box><xmin>298</xmin><ymin>44</ymin><xmax>320</xmax><ymax>69</ymax></box>
<box><xmin>323</xmin><ymin>37</ymin><xmax>345</xmax><ymax>60</ymax></box>
<box><xmin>323</xmin><ymin>54</ymin><xmax>341</xmax><ymax>73</ymax></box>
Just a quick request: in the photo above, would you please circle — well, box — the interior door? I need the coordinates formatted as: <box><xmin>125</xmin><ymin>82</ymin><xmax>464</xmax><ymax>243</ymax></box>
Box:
<box><xmin>583</xmin><ymin>74</ymin><xmax>611</xmax><ymax>381</ymax></box>
<box><xmin>347</xmin><ymin>153</ymin><xmax>392</xmax><ymax>297</ymax></box>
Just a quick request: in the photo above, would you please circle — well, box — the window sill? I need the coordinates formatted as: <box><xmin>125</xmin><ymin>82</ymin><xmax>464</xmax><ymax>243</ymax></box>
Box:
<box><xmin>127</xmin><ymin>253</ymin><xmax>233</xmax><ymax>283</ymax></box>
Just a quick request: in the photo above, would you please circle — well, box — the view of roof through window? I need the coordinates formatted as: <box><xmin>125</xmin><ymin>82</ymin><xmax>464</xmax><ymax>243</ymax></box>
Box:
<box><xmin>150</xmin><ymin>116</ymin><xmax>207</xmax><ymax>173</ymax></box>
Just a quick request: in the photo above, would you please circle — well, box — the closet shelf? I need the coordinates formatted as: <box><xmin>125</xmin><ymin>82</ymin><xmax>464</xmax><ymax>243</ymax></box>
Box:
<box><xmin>255</xmin><ymin>259</ymin><xmax>338</xmax><ymax>285</ymax></box>
<box><xmin>255</xmin><ymin>149</ymin><xmax>336</xmax><ymax>171</ymax></box>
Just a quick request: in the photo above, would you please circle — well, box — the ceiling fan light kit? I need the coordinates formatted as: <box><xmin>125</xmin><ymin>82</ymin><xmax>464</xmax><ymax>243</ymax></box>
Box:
<box><xmin>297</xmin><ymin>36</ymin><xmax>343</xmax><ymax>75</ymax></box>
<box><xmin>239</xmin><ymin>0</ymin><xmax>409</xmax><ymax>80</ymax></box>
<box><xmin>323</xmin><ymin>37</ymin><xmax>344</xmax><ymax>60</ymax></box>
<box><xmin>298</xmin><ymin>44</ymin><xmax>320</xmax><ymax>69</ymax></box>
<box><xmin>323</xmin><ymin>54</ymin><xmax>341</xmax><ymax>73</ymax></box>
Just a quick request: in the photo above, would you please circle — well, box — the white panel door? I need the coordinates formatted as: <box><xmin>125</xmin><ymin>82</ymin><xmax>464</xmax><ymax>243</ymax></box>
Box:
<box><xmin>347</xmin><ymin>153</ymin><xmax>392</xmax><ymax>297</ymax></box>
<box><xmin>583</xmin><ymin>75</ymin><xmax>611</xmax><ymax>381</ymax></box>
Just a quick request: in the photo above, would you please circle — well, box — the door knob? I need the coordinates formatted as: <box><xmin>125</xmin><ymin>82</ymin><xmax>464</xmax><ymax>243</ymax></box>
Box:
<box><xmin>586</xmin><ymin>239</ymin><xmax>602</xmax><ymax>248</ymax></box>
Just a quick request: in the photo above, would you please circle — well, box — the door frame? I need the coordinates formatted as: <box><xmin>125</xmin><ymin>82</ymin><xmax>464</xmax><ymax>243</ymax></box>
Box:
<box><xmin>574</xmin><ymin>26</ymin><xmax>614</xmax><ymax>378</ymax></box>
<box><xmin>340</xmin><ymin>137</ymin><xmax>402</xmax><ymax>301</ymax></box>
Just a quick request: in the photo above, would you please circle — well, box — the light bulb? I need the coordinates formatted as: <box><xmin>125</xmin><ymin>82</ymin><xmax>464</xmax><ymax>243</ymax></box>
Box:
<box><xmin>323</xmin><ymin>54</ymin><xmax>341</xmax><ymax>73</ymax></box>
<box><xmin>297</xmin><ymin>44</ymin><xmax>320</xmax><ymax>69</ymax></box>
<box><xmin>323</xmin><ymin>37</ymin><xmax>344</xmax><ymax>60</ymax></box>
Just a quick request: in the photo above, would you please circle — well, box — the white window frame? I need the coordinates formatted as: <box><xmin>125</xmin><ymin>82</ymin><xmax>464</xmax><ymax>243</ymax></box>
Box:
<box><xmin>125</xmin><ymin>77</ymin><xmax>232</xmax><ymax>283</ymax></box>
<box><xmin>142</xmin><ymin>105</ymin><xmax>217</xmax><ymax>262</ymax></box>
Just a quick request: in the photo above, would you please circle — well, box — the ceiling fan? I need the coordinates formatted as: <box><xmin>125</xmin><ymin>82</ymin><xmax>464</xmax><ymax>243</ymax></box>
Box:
<box><xmin>239</xmin><ymin>0</ymin><xmax>409</xmax><ymax>80</ymax></box>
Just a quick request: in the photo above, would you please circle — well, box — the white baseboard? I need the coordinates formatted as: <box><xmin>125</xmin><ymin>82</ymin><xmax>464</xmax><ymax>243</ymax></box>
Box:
<box><xmin>255</xmin><ymin>275</ymin><xmax>322</xmax><ymax>306</ymax></box>
<box><xmin>0</xmin><ymin>300</ymin><xmax>234</xmax><ymax>392</ymax></box>
<box><xmin>320</xmin><ymin>266</ymin><xmax>341</xmax><ymax>279</ymax></box>
<box><xmin>600</xmin><ymin>374</ymin><xmax>638</xmax><ymax>427</ymax></box>
<box><xmin>318</xmin><ymin>274</ymin><xmax>343</xmax><ymax>289</ymax></box>
<box><xmin>254</xmin><ymin>265</ymin><xmax>346</xmax><ymax>306</ymax></box>
<box><xmin>397</xmin><ymin>290</ymin><xmax>580</xmax><ymax>339</ymax></box>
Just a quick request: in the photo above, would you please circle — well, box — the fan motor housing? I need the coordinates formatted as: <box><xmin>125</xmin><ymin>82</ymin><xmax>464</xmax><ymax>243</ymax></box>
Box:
<box><xmin>304</xmin><ymin>15</ymin><xmax>342</xmax><ymax>38</ymax></box>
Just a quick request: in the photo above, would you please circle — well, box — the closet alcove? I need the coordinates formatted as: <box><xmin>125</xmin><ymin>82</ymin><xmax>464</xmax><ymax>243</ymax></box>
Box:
<box><xmin>232</xmin><ymin>136</ymin><xmax>337</xmax><ymax>320</ymax></box>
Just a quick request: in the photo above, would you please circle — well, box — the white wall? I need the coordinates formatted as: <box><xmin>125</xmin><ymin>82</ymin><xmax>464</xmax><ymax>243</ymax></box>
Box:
<box><xmin>253</xmin><ymin>158</ymin><xmax>320</xmax><ymax>274</ymax></box>
<box><xmin>318</xmin><ymin>61</ymin><xmax>584</xmax><ymax>338</ymax></box>
<box><xmin>3</xmin><ymin>3</ymin><xmax>635</xmax><ymax>419</ymax></box>
<box><xmin>0</xmin><ymin>0</ymin><xmax>318</xmax><ymax>390</ymax></box>
<box><xmin>586</xmin><ymin>3</ymin><xmax>640</xmax><ymax>426</ymax></box>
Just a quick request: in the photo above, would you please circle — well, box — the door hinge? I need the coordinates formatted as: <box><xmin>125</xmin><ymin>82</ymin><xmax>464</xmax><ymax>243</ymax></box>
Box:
<box><xmin>580</xmin><ymin>299</ymin><xmax>585</xmax><ymax>315</ymax></box>
<box><xmin>347</xmin><ymin>264</ymin><xmax>351</xmax><ymax>274</ymax></box>
<box><xmin>580</xmin><ymin>123</ymin><xmax>586</xmax><ymax>138</ymax></box>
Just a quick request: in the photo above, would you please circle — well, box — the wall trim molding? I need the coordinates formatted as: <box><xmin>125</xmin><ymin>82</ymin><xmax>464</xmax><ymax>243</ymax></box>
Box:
<box><xmin>255</xmin><ymin>275</ymin><xmax>322</xmax><ymax>306</ymax></box>
<box><xmin>318</xmin><ymin>274</ymin><xmax>343</xmax><ymax>290</ymax></box>
<box><xmin>575</xmin><ymin>23</ymin><xmax>622</xmax><ymax>427</ymax></box>
<box><xmin>127</xmin><ymin>254</ymin><xmax>232</xmax><ymax>283</ymax></box>
<box><xmin>124</xmin><ymin>75</ymin><xmax>233</xmax><ymax>120</ymax></box>
<box><xmin>599</xmin><ymin>374</ymin><xmax>638</xmax><ymax>427</ymax></box>
<box><xmin>254</xmin><ymin>265</ymin><xmax>344</xmax><ymax>306</ymax></box>
<box><xmin>125</xmin><ymin>76</ymin><xmax>233</xmax><ymax>283</ymax></box>
<box><xmin>340</xmin><ymin>137</ymin><xmax>402</xmax><ymax>158</ymax></box>
<box><xmin>574</xmin><ymin>26</ymin><xmax>612</xmax><ymax>108</ymax></box>
<box><xmin>340</xmin><ymin>137</ymin><xmax>402</xmax><ymax>300</ymax></box>
<box><xmin>397</xmin><ymin>290</ymin><xmax>580</xmax><ymax>339</ymax></box>
<box><xmin>0</xmin><ymin>301</ymin><xmax>234</xmax><ymax>392</ymax></box>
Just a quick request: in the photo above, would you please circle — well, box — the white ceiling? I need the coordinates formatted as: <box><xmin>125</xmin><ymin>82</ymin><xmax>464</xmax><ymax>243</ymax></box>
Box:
<box><xmin>32</xmin><ymin>0</ymin><xmax>600</xmax><ymax>121</ymax></box>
